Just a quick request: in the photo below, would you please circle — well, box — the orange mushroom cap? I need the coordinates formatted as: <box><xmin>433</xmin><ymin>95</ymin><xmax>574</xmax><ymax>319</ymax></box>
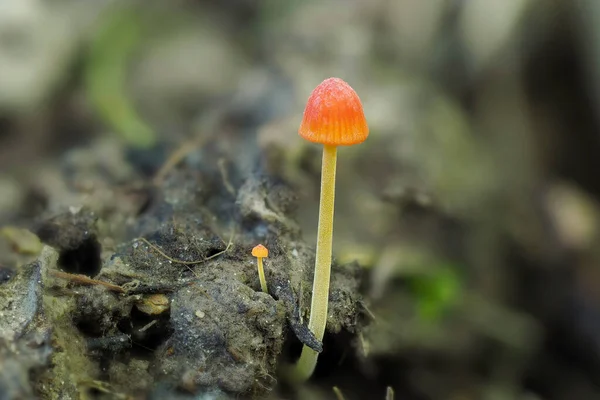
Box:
<box><xmin>298</xmin><ymin>77</ymin><xmax>369</xmax><ymax>146</ymax></box>
<box><xmin>251</xmin><ymin>244</ymin><xmax>268</xmax><ymax>258</ymax></box>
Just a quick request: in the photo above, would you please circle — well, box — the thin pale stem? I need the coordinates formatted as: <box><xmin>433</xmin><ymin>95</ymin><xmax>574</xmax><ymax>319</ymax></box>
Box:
<box><xmin>257</xmin><ymin>257</ymin><xmax>268</xmax><ymax>293</ymax></box>
<box><xmin>292</xmin><ymin>144</ymin><xmax>337</xmax><ymax>381</ymax></box>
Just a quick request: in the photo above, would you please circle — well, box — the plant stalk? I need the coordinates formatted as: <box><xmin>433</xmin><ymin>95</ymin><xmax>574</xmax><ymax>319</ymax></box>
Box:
<box><xmin>293</xmin><ymin>144</ymin><xmax>337</xmax><ymax>381</ymax></box>
<box><xmin>257</xmin><ymin>257</ymin><xmax>268</xmax><ymax>293</ymax></box>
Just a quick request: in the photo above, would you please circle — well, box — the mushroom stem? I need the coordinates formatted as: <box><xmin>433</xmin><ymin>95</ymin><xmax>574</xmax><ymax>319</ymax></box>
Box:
<box><xmin>257</xmin><ymin>257</ymin><xmax>268</xmax><ymax>293</ymax></box>
<box><xmin>294</xmin><ymin>144</ymin><xmax>337</xmax><ymax>380</ymax></box>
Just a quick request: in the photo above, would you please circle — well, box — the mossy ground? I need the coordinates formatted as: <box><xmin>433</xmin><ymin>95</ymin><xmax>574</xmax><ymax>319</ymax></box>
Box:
<box><xmin>0</xmin><ymin>138</ymin><xmax>365</xmax><ymax>399</ymax></box>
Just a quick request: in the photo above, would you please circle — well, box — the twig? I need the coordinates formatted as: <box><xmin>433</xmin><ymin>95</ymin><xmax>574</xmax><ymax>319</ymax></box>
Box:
<box><xmin>360</xmin><ymin>300</ymin><xmax>378</xmax><ymax>321</ymax></box>
<box><xmin>359</xmin><ymin>332</ymin><xmax>370</xmax><ymax>357</ymax></box>
<box><xmin>137</xmin><ymin>232</ymin><xmax>233</xmax><ymax>266</ymax></box>
<box><xmin>333</xmin><ymin>386</ymin><xmax>346</xmax><ymax>400</ymax></box>
<box><xmin>50</xmin><ymin>270</ymin><xmax>125</xmax><ymax>293</ymax></box>
<box><xmin>386</xmin><ymin>386</ymin><xmax>395</xmax><ymax>400</ymax></box>
<box><xmin>136</xmin><ymin>229</ymin><xmax>234</xmax><ymax>279</ymax></box>
<box><xmin>152</xmin><ymin>138</ymin><xmax>205</xmax><ymax>186</ymax></box>
<box><xmin>218</xmin><ymin>158</ymin><xmax>235</xmax><ymax>195</ymax></box>
<box><xmin>138</xmin><ymin>320</ymin><xmax>157</xmax><ymax>333</ymax></box>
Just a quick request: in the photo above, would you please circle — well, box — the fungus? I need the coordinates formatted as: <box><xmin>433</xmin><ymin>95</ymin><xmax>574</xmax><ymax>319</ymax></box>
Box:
<box><xmin>293</xmin><ymin>77</ymin><xmax>369</xmax><ymax>380</ymax></box>
<box><xmin>251</xmin><ymin>244</ymin><xmax>269</xmax><ymax>293</ymax></box>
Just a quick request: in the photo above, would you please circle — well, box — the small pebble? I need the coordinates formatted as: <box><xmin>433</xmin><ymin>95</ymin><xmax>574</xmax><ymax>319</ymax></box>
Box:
<box><xmin>136</xmin><ymin>294</ymin><xmax>170</xmax><ymax>315</ymax></box>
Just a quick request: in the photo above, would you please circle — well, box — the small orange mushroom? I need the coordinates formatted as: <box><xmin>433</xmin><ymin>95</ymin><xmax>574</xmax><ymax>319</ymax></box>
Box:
<box><xmin>293</xmin><ymin>77</ymin><xmax>369</xmax><ymax>381</ymax></box>
<box><xmin>251</xmin><ymin>244</ymin><xmax>269</xmax><ymax>293</ymax></box>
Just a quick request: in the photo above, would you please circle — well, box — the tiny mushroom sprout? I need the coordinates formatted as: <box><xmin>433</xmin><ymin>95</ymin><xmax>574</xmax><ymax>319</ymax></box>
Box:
<box><xmin>293</xmin><ymin>77</ymin><xmax>369</xmax><ymax>381</ymax></box>
<box><xmin>251</xmin><ymin>244</ymin><xmax>269</xmax><ymax>293</ymax></box>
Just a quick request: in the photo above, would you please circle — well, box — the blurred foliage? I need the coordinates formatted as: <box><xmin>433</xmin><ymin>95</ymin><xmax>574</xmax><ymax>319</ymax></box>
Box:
<box><xmin>410</xmin><ymin>263</ymin><xmax>462</xmax><ymax>321</ymax></box>
<box><xmin>85</xmin><ymin>6</ymin><xmax>156</xmax><ymax>148</ymax></box>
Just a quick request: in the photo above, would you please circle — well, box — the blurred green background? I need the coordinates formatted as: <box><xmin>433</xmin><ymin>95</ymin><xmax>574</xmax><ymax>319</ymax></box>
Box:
<box><xmin>2</xmin><ymin>1</ymin><xmax>600</xmax><ymax>399</ymax></box>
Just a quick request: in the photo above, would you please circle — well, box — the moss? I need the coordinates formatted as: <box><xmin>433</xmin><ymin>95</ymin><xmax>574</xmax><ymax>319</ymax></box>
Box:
<box><xmin>35</xmin><ymin>289</ymin><xmax>99</xmax><ymax>399</ymax></box>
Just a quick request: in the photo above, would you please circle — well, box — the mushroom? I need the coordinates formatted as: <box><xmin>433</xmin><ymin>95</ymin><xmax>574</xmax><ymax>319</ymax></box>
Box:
<box><xmin>293</xmin><ymin>77</ymin><xmax>369</xmax><ymax>380</ymax></box>
<box><xmin>251</xmin><ymin>244</ymin><xmax>269</xmax><ymax>293</ymax></box>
